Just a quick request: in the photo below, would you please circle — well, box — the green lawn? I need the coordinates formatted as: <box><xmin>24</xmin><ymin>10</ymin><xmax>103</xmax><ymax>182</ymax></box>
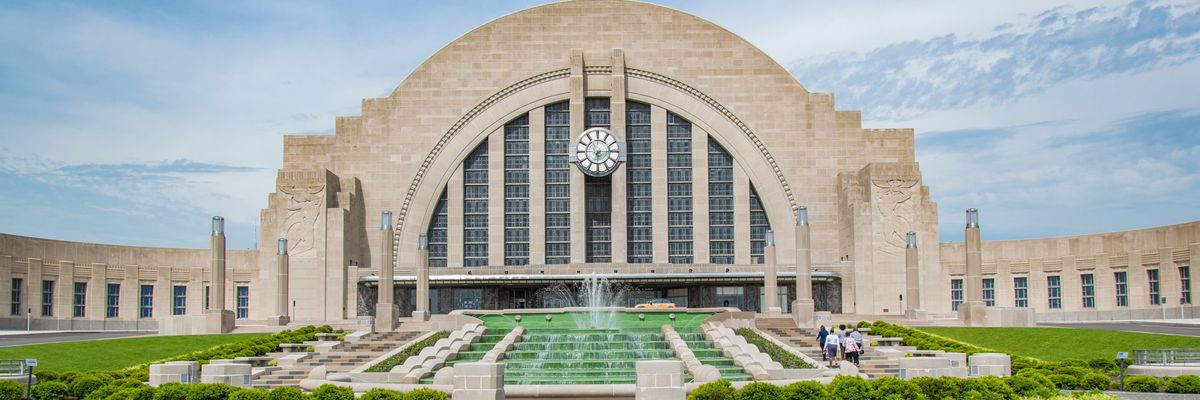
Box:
<box><xmin>919</xmin><ymin>327</ymin><xmax>1200</xmax><ymax>361</ymax></box>
<box><xmin>0</xmin><ymin>333</ymin><xmax>265</xmax><ymax>371</ymax></box>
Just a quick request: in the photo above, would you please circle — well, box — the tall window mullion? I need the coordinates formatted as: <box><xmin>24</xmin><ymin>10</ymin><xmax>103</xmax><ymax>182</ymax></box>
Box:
<box><xmin>504</xmin><ymin>114</ymin><xmax>530</xmax><ymax>266</ymax></box>
<box><xmin>707</xmin><ymin>138</ymin><xmax>734</xmax><ymax>264</ymax></box>
<box><xmin>626</xmin><ymin>102</ymin><xmax>653</xmax><ymax>263</ymax></box>
<box><xmin>544</xmin><ymin>102</ymin><xmax>571</xmax><ymax>265</ymax></box>
<box><xmin>427</xmin><ymin>190</ymin><xmax>449</xmax><ymax>267</ymax></box>
<box><xmin>666</xmin><ymin>112</ymin><xmax>693</xmax><ymax>264</ymax></box>
<box><xmin>750</xmin><ymin>186</ymin><xmax>770</xmax><ymax>264</ymax></box>
<box><xmin>1081</xmin><ymin>273</ymin><xmax>1095</xmax><ymax>308</ymax></box>
<box><xmin>463</xmin><ymin>141</ymin><xmax>489</xmax><ymax>267</ymax></box>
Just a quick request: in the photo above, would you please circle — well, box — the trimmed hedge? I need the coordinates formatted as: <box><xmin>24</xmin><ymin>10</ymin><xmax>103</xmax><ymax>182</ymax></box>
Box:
<box><xmin>30</xmin><ymin>380</ymin><xmax>447</xmax><ymax>400</ymax></box>
<box><xmin>734</xmin><ymin>328</ymin><xmax>814</xmax><ymax>369</ymax></box>
<box><xmin>687</xmin><ymin>374</ymin><xmax>1074</xmax><ymax>400</ymax></box>
<box><xmin>1124</xmin><ymin>376</ymin><xmax>1163</xmax><ymax>392</ymax></box>
<box><xmin>364</xmin><ymin>331</ymin><xmax>450</xmax><ymax>372</ymax></box>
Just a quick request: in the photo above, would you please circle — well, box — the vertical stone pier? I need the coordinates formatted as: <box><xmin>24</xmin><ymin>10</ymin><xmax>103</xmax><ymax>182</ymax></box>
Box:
<box><xmin>205</xmin><ymin>217</ymin><xmax>235</xmax><ymax>333</ymax></box>
<box><xmin>452</xmin><ymin>362</ymin><xmax>504</xmax><ymax>400</ymax></box>
<box><xmin>413</xmin><ymin>233</ymin><xmax>431</xmax><ymax>321</ymax></box>
<box><xmin>267</xmin><ymin>238</ymin><xmax>290</xmax><ymax>326</ymax></box>
<box><xmin>376</xmin><ymin>211</ymin><xmax>399</xmax><ymax>331</ymax></box>
<box><xmin>792</xmin><ymin>206</ymin><xmax>815</xmax><ymax>328</ymax></box>
<box><xmin>959</xmin><ymin>209</ymin><xmax>989</xmax><ymax>325</ymax></box>
<box><xmin>904</xmin><ymin>231</ymin><xmax>927</xmax><ymax>319</ymax></box>
<box><xmin>763</xmin><ymin>230</ymin><xmax>781</xmax><ymax>315</ymax></box>
<box><xmin>635</xmin><ymin>360</ymin><xmax>685</xmax><ymax>400</ymax></box>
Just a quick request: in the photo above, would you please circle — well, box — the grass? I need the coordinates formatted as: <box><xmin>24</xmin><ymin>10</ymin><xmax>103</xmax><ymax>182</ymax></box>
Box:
<box><xmin>0</xmin><ymin>333</ymin><xmax>265</xmax><ymax>371</ymax></box>
<box><xmin>918</xmin><ymin>327</ymin><xmax>1200</xmax><ymax>361</ymax></box>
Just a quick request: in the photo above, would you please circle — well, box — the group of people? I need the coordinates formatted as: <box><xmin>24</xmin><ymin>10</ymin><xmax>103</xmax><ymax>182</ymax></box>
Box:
<box><xmin>816</xmin><ymin>324</ymin><xmax>863</xmax><ymax>368</ymax></box>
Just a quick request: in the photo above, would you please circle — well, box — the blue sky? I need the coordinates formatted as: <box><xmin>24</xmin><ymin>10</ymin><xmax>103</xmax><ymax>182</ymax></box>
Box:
<box><xmin>1</xmin><ymin>0</ymin><xmax>1198</xmax><ymax>248</ymax></box>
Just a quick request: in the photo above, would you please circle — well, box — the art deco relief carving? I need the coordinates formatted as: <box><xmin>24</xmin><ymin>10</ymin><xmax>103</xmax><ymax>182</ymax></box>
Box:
<box><xmin>280</xmin><ymin>185</ymin><xmax>325</xmax><ymax>257</ymax></box>
<box><xmin>873</xmin><ymin>178</ymin><xmax>918</xmax><ymax>256</ymax></box>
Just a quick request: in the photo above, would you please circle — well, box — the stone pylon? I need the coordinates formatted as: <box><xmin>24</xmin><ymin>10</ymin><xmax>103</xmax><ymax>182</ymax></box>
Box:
<box><xmin>376</xmin><ymin>211</ymin><xmax>399</xmax><ymax>331</ymax></box>
<box><xmin>267</xmin><ymin>238</ymin><xmax>290</xmax><ymax>326</ymax></box>
<box><xmin>904</xmin><ymin>231</ymin><xmax>928</xmax><ymax>320</ymax></box>
<box><xmin>763</xmin><ymin>230</ymin><xmax>781</xmax><ymax>316</ymax></box>
<box><xmin>792</xmin><ymin>206</ymin><xmax>816</xmax><ymax>328</ymax></box>
<box><xmin>958</xmin><ymin>209</ymin><xmax>988</xmax><ymax>325</ymax></box>
<box><xmin>205</xmin><ymin>217</ymin><xmax>235</xmax><ymax>333</ymax></box>
<box><xmin>413</xmin><ymin>233</ymin><xmax>431</xmax><ymax>321</ymax></box>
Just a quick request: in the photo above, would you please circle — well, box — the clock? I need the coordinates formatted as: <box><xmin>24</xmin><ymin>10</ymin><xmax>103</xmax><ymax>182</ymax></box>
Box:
<box><xmin>573</xmin><ymin>127</ymin><xmax>624</xmax><ymax>176</ymax></box>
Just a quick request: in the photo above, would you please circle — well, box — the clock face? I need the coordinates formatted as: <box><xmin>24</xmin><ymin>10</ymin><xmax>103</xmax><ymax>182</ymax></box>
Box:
<box><xmin>574</xmin><ymin>127</ymin><xmax>623</xmax><ymax>177</ymax></box>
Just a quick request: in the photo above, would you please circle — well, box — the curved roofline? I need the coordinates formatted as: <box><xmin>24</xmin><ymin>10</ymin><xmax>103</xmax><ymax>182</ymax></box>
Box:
<box><xmin>387</xmin><ymin>0</ymin><xmax>809</xmax><ymax>98</ymax></box>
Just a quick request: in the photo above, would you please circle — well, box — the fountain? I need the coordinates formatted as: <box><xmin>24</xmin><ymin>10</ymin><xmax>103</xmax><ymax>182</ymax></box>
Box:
<box><xmin>537</xmin><ymin>273</ymin><xmax>627</xmax><ymax>329</ymax></box>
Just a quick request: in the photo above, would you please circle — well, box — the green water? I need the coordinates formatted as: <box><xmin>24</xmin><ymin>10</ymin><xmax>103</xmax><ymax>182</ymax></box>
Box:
<box><xmin>420</xmin><ymin>311</ymin><xmax>752</xmax><ymax>385</ymax></box>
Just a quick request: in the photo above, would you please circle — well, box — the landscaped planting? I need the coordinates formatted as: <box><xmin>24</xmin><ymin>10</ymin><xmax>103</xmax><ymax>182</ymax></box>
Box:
<box><xmin>733</xmin><ymin>328</ymin><xmax>814</xmax><ymax>369</ymax></box>
<box><xmin>684</xmin><ymin>376</ymin><xmax>1127</xmax><ymax>400</ymax></box>
<box><xmin>364</xmin><ymin>331</ymin><xmax>450</xmax><ymax>372</ymax></box>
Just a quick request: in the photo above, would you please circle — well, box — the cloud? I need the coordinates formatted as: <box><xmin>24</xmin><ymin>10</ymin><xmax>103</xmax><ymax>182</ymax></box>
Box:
<box><xmin>789</xmin><ymin>0</ymin><xmax>1200</xmax><ymax>120</ymax></box>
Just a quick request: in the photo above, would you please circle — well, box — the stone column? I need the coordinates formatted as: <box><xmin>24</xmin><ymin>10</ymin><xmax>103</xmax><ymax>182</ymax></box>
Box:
<box><xmin>792</xmin><ymin>207</ymin><xmax>815</xmax><ymax>328</ymax></box>
<box><xmin>376</xmin><ymin>211</ymin><xmax>399</xmax><ymax>331</ymax></box>
<box><xmin>267</xmin><ymin>238</ymin><xmax>290</xmax><ymax>326</ymax></box>
<box><xmin>763</xmin><ymin>230</ymin><xmax>781</xmax><ymax>315</ymax></box>
<box><xmin>959</xmin><ymin>209</ymin><xmax>988</xmax><ymax>325</ymax></box>
<box><xmin>413</xmin><ymin>233</ymin><xmax>431</xmax><ymax>321</ymax></box>
<box><xmin>904</xmin><ymin>231</ymin><xmax>928</xmax><ymax>319</ymax></box>
<box><xmin>205</xmin><ymin>217</ymin><xmax>234</xmax><ymax>333</ymax></box>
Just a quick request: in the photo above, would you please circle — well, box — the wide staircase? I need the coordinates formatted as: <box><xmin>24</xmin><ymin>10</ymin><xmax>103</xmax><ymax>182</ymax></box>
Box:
<box><xmin>755</xmin><ymin>318</ymin><xmax>899</xmax><ymax>378</ymax></box>
<box><xmin>253</xmin><ymin>330</ymin><xmax>422</xmax><ymax>388</ymax></box>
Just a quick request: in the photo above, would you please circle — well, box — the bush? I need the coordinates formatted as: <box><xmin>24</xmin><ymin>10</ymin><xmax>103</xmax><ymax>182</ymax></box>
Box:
<box><xmin>827</xmin><ymin>375</ymin><xmax>871</xmax><ymax>400</ymax></box>
<box><xmin>689</xmin><ymin>380</ymin><xmax>735</xmax><ymax>400</ymax></box>
<box><xmin>912</xmin><ymin>376</ymin><xmax>961</xmax><ymax>400</ymax></box>
<box><xmin>105</xmin><ymin>387</ymin><xmax>155</xmax><ymax>400</ymax></box>
<box><xmin>1053</xmin><ymin>366</ymin><xmax>1090</xmax><ymax>377</ymax></box>
<box><xmin>735</xmin><ymin>382</ymin><xmax>782</xmax><ymax>400</ymax></box>
<box><xmin>229</xmin><ymin>389</ymin><xmax>269</xmax><ymax>400</ymax></box>
<box><xmin>71</xmin><ymin>376</ymin><xmax>108</xmax><ymax>398</ymax></box>
<box><xmin>1125</xmin><ymin>376</ymin><xmax>1162</xmax><ymax>393</ymax></box>
<box><xmin>0</xmin><ymin>380</ymin><xmax>24</xmax><ymax>400</ymax></box>
<box><xmin>152</xmin><ymin>383</ymin><xmax>189</xmax><ymax>400</ymax></box>
<box><xmin>1004</xmin><ymin>375</ymin><xmax>1056</xmax><ymax>398</ymax></box>
<box><xmin>402</xmin><ymin>388</ymin><xmax>447</xmax><ymax>400</ymax></box>
<box><xmin>1166</xmin><ymin>374</ymin><xmax>1200</xmax><ymax>394</ymax></box>
<box><xmin>266</xmin><ymin>387</ymin><xmax>307</xmax><ymax>400</ymax></box>
<box><xmin>1079</xmin><ymin>373</ymin><xmax>1113</xmax><ymax>391</ymax></box>
<box><xmin>84</xmin><ymin>386</ymin><xmax>119</xmax><ymax>400</ymax></box>
<box><xmin>311</xmin><ymin>385</ymin><xmax>353</xmax><ymax>400</ymax></box>
<box><xmin>871</xmin><ymin>377</ymin><xmax>921</xmax><ymax>400</ymax></box>
<box><xmin>856</xmin><ymin>321</ymin><xmax>872</xmax><ymax>329</ymax></box>
<box><xmin>32</xmin><ymin>381</ymin><xmax>71</xmax><ymax>400</ymax></box>
<box><xmin>781</xmin><ymin>381</ymin><xmax>827</xmax><ymax>400</ymax></box>
<box><xmin>184</xmin><ymin>384</ymin><xmax>237</xmax><ymax>400</ymax></box>
<box><xmin>957</xmin><ymin>376</ymin><xmax>1011</xmax><ymax>400</ymax></box>
<box><xmin>1048</xmin><ymin>374</ymin><xmax>1079</xmax><ymax>390</ymax></box>
<box><xmin>359</xmin><ymin>389</ymin><xmax>403</xmax><ymax>400</ymax></box>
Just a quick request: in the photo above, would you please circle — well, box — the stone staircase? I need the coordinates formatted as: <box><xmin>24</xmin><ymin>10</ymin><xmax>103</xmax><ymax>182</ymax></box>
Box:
<box><xmin>754</xmin><ymin>318</ymin><xmax>899</xmax><ymax>378</ymax></box>
<box><xmin>253</xmin><ymin>330</ymin><xmax>423</xmax><ymax>388</ymax></box>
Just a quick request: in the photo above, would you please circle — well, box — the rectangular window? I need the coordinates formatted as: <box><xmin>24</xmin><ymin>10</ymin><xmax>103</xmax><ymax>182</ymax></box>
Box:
<box><xmin>463</xmin><ymin>140</ymin><xmax>489</xmax><ymax>267</ymax></box>
<box><xmin>1115</xmin><ymin>271</ymin><xmax>1128</xmax><ymax>307</ymax></box>
<box><xmin>204</xmin><ymin>285</ymin><xmax>210</xmax><ymax>310</ymax></box>
<box><xmin>1013</xmin><ymin>277</ymin><xmax>1028</xmax><ymax>308</ymax></box>
<box><xmin>106</xmin><ymin>283</ymin><xmax>120</xmax><ymax>318</ymax></box>
<box><xmin>236</xmin><ymin>286</ymin><xmax>249</xmax><ymax>319</ymax></box>
<box><xmin>544</xmin><ymin>101</ymin><xmax>571</xmax><ymax>265</ymax></box>
<box><xmin>667</xmin><ymin>112</ymin><xmax>693</xmax><ymax>264</ymax></box>
<box><xmin>1047</xmin><ymin>275</ymin><xmax>1061</xmax><ymax>309</ymax></box>
<box><xmin>41</xmin><ymin>280</ymin><xmax>54</xmax><ymax>317</ymax></box>
<box><xmin>11</xmin><ymin>278</ymin><xmax>22</xmax><ymax>316</ymax></box>
<box><xmin>749</xmin><ymin>186</ymin><xmax>770</xmax><ymax>264</ymax></box>
<box><xmin>708</xmin><ymin>138</ymin><xmax>735</xmax><ymax>264</ymax></box>
<box><xmin>172</xmin><ymin>285</ymin><xmax>187</xmax><ymax>315</ymax></box>
<box><xmin>982</xmin><ymin>278</ymin><xmax>995</xmax><ymax>307</ymax></box>
<box><xmin>427</xmin><ymin>190</ymin><xmax>449</xmax><ymax>267</ymax></box>
<box><xmin>1148</xmin><ymin>269</ymin><xmax>1161</xmax><ymax>305</ymax></box>
<box><xmin>1081</xmin><ymin>273</ymin><xmax>1095</xmax><ymax>308</ymax></box>
<box><xmin>72</xmin><ymin>282</ymin><xmax>87</xmax><ymax>317</ymax></box>
<box><xmin>1181</xmin><ymin>265</ymin><xmax>1192</xmax><ymax>305</ymax></box>
<box><xmin>951</xmin><ymin>279</ymin><xmax>963</xmax><ymax>311</ymax></box>
<box><xmin>139</xmin><ymin>284</ymin><xmax>153</xmax><ymax>318</ymax></box>
<box><xmin>503</xmin><ymin>114</ymin><xmax>530</xmax><ymax>266</ymax></box>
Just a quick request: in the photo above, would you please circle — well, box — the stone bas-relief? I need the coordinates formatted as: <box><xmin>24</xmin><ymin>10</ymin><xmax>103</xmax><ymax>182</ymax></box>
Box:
<box><xmin>0</xmin><ymin>0</ymin><xmax>1196</xmax><ymax>329</ymax></box>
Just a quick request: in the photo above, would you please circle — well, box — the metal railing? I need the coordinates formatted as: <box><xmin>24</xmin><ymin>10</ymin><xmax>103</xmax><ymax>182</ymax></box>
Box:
<box><xmin>1132</xmin><ymin>348</ymin><xmax>1200</xmax><ymax>365</ymax></box>
<box><xmin>0</xmin><ymin>359</ymin><xmax>29</xmax><ymax>375</ymax></box>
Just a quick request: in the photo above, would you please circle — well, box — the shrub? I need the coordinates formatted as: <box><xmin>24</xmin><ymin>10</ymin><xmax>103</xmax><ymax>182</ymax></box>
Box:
<box><xmin>311</xmin><ymin>385</ymin><xmax>353</xmax><ymax>400</ymax></box>
<box><xmin>1048</xmin><ymin>374</ymin><xmax>1079</xmax><ymax>390</ymax></box>
<box><xmin>871</xmin><ymin>377</ymin><xmax>921</xmax><ymax>399</ymax></box>
<box><xmin>1053</xmin><ymin>366</ymin><xmax>1090</xmax><ymax>377</ymax></box>
<box><xmin>359</xmin><ymin>389</ymin><xmax>404</xmax><ymax>400</ymax></box>
<box><xmin>105</xmin><ymin>387</ymin><xmax>155</xmax><ymax>400</ymax></box>
<box><xmin>0</xmin><ymin>380</ymin><xmax>24</xmax><ymax>400</ymax></box>
<box><xmin>735</xmin><ymin>328</ymin><xmax>814</xmax><ymax>369</ymax></box>
<box><xmin>83</xmin><ymin>385</ymin><xmax>119</xmax><ymax>400</ymax></box>
<box><xmin>856</xmin><ymin>321</ymin><xmax>872</xmax><ymax>329</ymax></box>
<box><xmin>364</xmin><ymin>331</ymin><xmax>450</xmax><ymax>372</ymax></box>
<box><xmin>827</xmin><ymin>375</ymin><xmax>871</xmax><ymax>400</ymax></box>
<box><xmin>1088</xmin><ymin>359</ymin><xmax>1118</xmax><ymax>375</ymax></box>
<box><xmin>152</xmin><ymin>383</ymin><xmax>189</xmax><ymax>400</ymax></box>
<box><xmin>32</xmin><ymin>381</ymin><xmax>71</xmax><ymax>400</ymax></box>
<box><xmin>1125</xmin><ymin>376</ymin><xmax>1162</xmax><ymax>393</ymax></box>
<box><xmin>735</xmin><ymin>382</ymin><xmax>782</xmax><ymax>400</ymax></box>
<box><xmin>71</xmin><ymin>376</ymin><xmax>108</xmax><ymax>398</ymax></box>
<box><xmin>403</xmin><ymin>388</ymin><xmax>447</xmax><ymax>400</ymax></box>
<box><xmin>229</xmin><ymin>389</ymin><xmax>269</xmax><ymax>400</ymax></box>
<box><xmin>267</xmin><ymin>387</ymin><xmax>307</xmax><ymax>400</ymax></box>
<box><xmin>689</xmin><ymin>380</ymin><xmax>735</xmax><ymax>400</ymax></box>
<box><xmin>958</xmin><ymin>376</ymin><xmax>1011</xmax><ymax>400</ymax></box>
<box><xmin>1004</xmin><ymin>375</ymin><xmax>1056</xmax><ymax>398</ymax></box>
<box><xmin>184</xmin><ymin>384</ymin><xmax>237</xmax><ymax>400</ymax></box>
<box><xmin>1079</xmin><ymin>373</ymin><xmax>1113</xmax><ymax>391</ymax></box>
<box><xmin>36</xmin><ymin>371</ymin><xmax>61</xmax><ymax>383</ymax></box>
<box><xmin>1166</xmin><ymin>374</ymin><xmax>1200</xmax><ymax>394</ymax></box>
<box><xmin>781</xmin><ymin>381</ymin><xmax>827</xmax><ymax>400</ymax></box>
<box><xmin>912</xmin><ymin>376</ymin><xmax>961</xmax><ymax>400</ymax></box>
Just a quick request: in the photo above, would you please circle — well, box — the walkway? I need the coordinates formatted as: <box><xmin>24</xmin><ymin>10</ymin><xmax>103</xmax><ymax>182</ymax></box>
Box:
<box><xmin>254</xmin><ymin>330</ymin><xmax>422</xmax><ymax>388</ymax></box>
<box><xmin>754</xmin><ymin>318</ymin><xmax>899</xmax><ymax>378</ymax></box>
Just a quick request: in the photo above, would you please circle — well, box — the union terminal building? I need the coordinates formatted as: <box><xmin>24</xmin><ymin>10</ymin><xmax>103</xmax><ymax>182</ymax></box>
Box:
<box><xmin>2</xmin><ymin>0</ymin><xmax>1199</xmax><ymax>331</ymax></box>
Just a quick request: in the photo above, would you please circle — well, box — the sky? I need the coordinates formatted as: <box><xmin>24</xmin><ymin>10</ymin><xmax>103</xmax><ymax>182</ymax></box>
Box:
<box><xmin>1</xmin><ymin>0</ymin><xmax>1197</xmax><ymax>248</ymax></box>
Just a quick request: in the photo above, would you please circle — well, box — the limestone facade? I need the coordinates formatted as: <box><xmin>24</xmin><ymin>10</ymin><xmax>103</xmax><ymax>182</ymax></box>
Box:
<box><xmin>0</xmin><ymin>0</ymin><xmax>1196</xmax><ymax>328</ymax></box>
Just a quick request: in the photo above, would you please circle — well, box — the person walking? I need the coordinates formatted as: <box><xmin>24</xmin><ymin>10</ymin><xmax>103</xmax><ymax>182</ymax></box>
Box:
<box><xmin>842</xmin><ymin>333</ymin><xmax>860</xmax><ymax>366</ymax></box>
<box><xmin>851</xmin><ymin>328</ymin><xmax>864</xmax><ymax>352</ymax></box>
<box><xmin>823</xmin><ymin>328</ymin><xmax>841</xmax><ymax>368</ymax></box>
<box><xmin>816</xmin><ymin>325</ymin><xmax>828</xmax><ymax>362</ymax></box>
<box><xmin>835</xmin><ymin>327</ymin><xmax>847</xmax><ymax>361</ymax></box>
